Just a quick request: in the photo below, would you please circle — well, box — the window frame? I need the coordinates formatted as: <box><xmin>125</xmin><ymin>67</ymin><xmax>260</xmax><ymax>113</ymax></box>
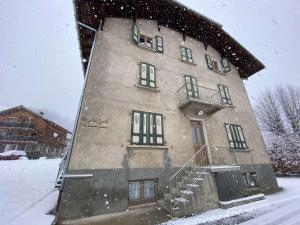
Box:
<box><xmin>218</xmin><ymin>84</ymin><xmax>232</xmax><ymax>105</ymax></box>
<box><xmin>139</xmin><ymin>62</ymin><xmax>156</xmax><ymax>88</ymax></box>
<box><xmin>155</xmin><ymin>36</ymin><xmax>164</xmax><ymax>53</ymax></box>
<box><xmin>224</xmin><ymin>123</ymin><xmax>248</xmax><ymax>149</ymax></box>
<box><xmin>128</xmin><ymin>178</ymin><xmax>158</xmax><ymax>206</ymax></box>
<box><xmin>180</xmin><ymin>46</ymin><xmax>193</xmax><ymax>63</ymax></box>
<box><xmin>131</xmin><ymin>110</ymin><xmax>164</xmax><ymax>146</ymax></box>
<box><xmin>242</xmin><ymin>172</ymin><xmax>259</xmax><ymax>188</ymax></box>
<box><xmin>139</xmin><ymin>34</ymin><xmax>153</xmax><ymax>49</ymax></box>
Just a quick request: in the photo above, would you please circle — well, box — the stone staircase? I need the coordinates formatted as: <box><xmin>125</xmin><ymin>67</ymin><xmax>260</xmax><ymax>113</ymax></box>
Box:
<box><xmin>158</xmin><ymin>167</ymin><xmax>212</xmax><ymax>218</ymax></box>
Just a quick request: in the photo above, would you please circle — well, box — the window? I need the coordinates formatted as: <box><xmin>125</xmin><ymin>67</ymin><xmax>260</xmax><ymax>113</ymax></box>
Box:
<box><xmin>139</xmin><ymin>63</ymin><xmax>156</xmax><ymax>88</ymax></box>
<box><xmin>156</xmin><ymin>36</ymin><xmax>164</xmax><ymax>53</ymax></box>
<box><xmin>133</xmin><ymin>23</ymin><xmax>164</xmax><ymax>52</ymax></box>
<box><xmin>180</xmin><ymin>46</ymin><xmax>193</xmax><ymax>63</ymax></box>
<box><xmin>224</xmin><ymin>123</ymin><xmax>247</xmax><ymax>149</ymax></box>
<box><xmin>242</xmin><ymin>172</ymin><xmax>259</xmax><ymax>188</ymax></box>
<box><xmin>139</xmin><ymin>34</ymin><xmax>153</xmax><ymax>48</ymax></box>
<box><xmin>184</xmin><ymin>75</ymin><xmax>199</xmax><ymax>98</ymax></box>
<box><xmin>218</xmin><ymin>84</ymin><xmax>232</xmax><ymax>105</ymax></box>
<box><xmin>131</xmin><ymin>111</ymin><xmax>164</xmax><ymax>145</ymax></box>
<box><xmin>128</xmin><ymin>179</ymin><xmax>157</xmax><ymax>205</ymax></box>
<box><xmin>205</xmin><ymin>54</ymin><xmax>231</xmax><ymax>73</ymax></box>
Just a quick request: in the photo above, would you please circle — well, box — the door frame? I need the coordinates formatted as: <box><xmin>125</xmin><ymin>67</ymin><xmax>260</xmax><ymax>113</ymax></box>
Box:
<box><xmin>190</xmin><ymin>117</ymin><xmax>212</xmax><ymax>165</ymax></box>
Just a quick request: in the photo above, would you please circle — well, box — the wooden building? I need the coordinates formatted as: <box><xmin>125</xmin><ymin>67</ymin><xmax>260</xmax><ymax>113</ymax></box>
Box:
<box><xmin>0</xmin><ymin>105</ymin><xmax>70</xmax><ymax>158</ymax></box>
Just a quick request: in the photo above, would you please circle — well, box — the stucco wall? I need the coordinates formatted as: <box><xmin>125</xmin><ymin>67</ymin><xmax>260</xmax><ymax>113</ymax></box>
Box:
<box><xmin>69</xmin><ymin>18</ymin><xmax>271</xmax><ymax>170</ymax></box>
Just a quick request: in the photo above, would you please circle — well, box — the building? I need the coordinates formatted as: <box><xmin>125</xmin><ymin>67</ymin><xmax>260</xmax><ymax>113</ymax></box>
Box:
<box><xmin>57</xmin><ymin>0</ymin><xmax>278</xmax><ymax>223</ymax></box>
<box><xmin>0</xmin><ymin>105</ymin><xmax>70</xmax><ymax>158</ymax></box>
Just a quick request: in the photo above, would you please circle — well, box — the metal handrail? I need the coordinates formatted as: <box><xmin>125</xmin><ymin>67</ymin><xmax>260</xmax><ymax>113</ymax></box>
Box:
<box><xmin>168</xmin><ymin>145</ymin><xmax>206</xmax><ymax>182</ymax></box>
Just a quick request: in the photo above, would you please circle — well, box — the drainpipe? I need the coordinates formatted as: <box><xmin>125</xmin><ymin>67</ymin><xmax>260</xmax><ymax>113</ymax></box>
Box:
<box><xmin>52</xmin><ymin>21</ymin><xmax>98</xmax><ymax>225</ymax></box>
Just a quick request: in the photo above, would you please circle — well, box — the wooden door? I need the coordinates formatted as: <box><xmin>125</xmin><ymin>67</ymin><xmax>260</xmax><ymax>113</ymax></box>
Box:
<box><xmin>190</xmin><ymin>120</ymin><xmax>208</xmax><ymax>166</ymax></box>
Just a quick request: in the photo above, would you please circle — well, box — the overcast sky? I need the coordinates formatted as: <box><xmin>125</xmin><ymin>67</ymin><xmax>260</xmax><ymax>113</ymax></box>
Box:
<box><xmin>1</xmin><ymin>0</ymin><xmax>299</xmax><ymax>130</ymax></box>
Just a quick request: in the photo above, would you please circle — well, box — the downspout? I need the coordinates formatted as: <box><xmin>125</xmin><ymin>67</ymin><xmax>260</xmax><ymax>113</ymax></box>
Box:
<box><xmin>52</xmin><ymin>21</ymin><xmax>98</xmax><ymax>225</ymax></box>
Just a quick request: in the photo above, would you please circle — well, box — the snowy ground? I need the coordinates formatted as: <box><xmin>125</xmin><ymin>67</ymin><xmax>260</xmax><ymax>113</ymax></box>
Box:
<box><xmin>1</xmin><ymin>159</ymin><xmax>299</xmax><ymax>225</ymax></box>
<box><xmin>0</xmin><ymin>158</ymin><xmax>61</xmax><ymax>225</ymax></box>
<box><xmin>164</xmin><ymin>177</ymin><xmax>300</xmax><ymax>225</ymax></box>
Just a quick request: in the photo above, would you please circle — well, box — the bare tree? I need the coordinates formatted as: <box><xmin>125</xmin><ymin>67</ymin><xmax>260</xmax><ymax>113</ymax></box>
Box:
<box><xmin>255</xmin><ymin>85</ymin><xmax>300</xmax><ymax>175</ymax></box>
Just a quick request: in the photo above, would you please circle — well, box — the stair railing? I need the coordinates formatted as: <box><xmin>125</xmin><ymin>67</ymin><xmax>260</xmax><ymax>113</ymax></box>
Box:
<box><xmin>168</xmin><ymin>145</ymin><xmax>207</xmax><ymax>217</ymax></box>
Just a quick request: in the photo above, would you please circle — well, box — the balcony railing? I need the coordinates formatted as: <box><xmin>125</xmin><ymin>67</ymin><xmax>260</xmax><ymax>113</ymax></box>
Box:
<box><xmin>0</xmin><ymin>122</ymin><xmax>34</xmax><ymax>129</ymax></box>
<box><xmin>176</xmin><ymin>83</ymin><xmax>225</xmax><ymax>114</ymax></box>
<box><xmin>0</xmin><ymin>135</ymin><xmax>38</xmax><ymax>142</ymax></box>
<box><xmin>209</xmin><ymin>145</ymin><xmax>237</xmax><ymax>165</ymax></box>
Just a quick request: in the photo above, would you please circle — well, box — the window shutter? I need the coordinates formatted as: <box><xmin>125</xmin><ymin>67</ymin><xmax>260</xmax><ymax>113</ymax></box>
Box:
<box><xmin>149</xmin><ymin>65</ymin><xmax>156</xmax><ymax>88</ymax></box>
<box><xmin>237</xmin><ymin>126</ymin><xmax>247</xmax><ymax>148</ymax></box>
<box><xmin>186</xmin><ymin>48</ymin><xmax>193</xmax><ymax>62</ymax></box>
<box><xmin>191</xmin><ymin>77</ymin><xmax>199</xmax><ymax>98</ymax></box>
<box><xmin>185</xmin><ymin>76</ymin><xmax>193</xmax><ymax>98</ymax></box>
<box><xmin>225</xmin><ymin>124</ymin><xmax>235</xmax><ymax>148</ymax></box>
<box><xmin>156</xmin><ymin>36</ymin><xmax>164</xmax><ymax>53</ymax></box>
<box><xmin>218</xmin><ymin>85</ymin><xmax>226</xmax><ymax>103</ymax></box>
<box><xmin>140</xmin><ymin>63</ymin><xmax>148</xmax><ymax>86</ymax></box>
<box><xmin>133</xmin><ymin>23</ymin><xmax>140</xmax><ymax>44</ymax></box>
<box><xmin>180</xmin><ymin>47</ymin><xmax>187</xmax><ymax>61</ymax></box>
<box><xmin>132</xmin><ymin>112</ymin><xmax>141</xmax><ymax>144</ymax></box>
<box><xmin>155</xmin><ymin>114</ymin><xmax>163</xmax><ymax>145</ymax></box>
<box><xmin>221</xmin><ymin>58</ymin><xmax>231</xmax><ymax>72</ymax></box>
<box><xmin>142</xmin><ymin>112</ymin><xmax>148</xmax><ymax>144</ymax></box>
<box><xmin>224</xmin><ymin>86</ymin><xmax>232</xmax><ymax>105</ymax></box>
<box><xmin>205</xmin><ymin>54</ymin><xmax>213</xmax><ymax>70</ymax></box>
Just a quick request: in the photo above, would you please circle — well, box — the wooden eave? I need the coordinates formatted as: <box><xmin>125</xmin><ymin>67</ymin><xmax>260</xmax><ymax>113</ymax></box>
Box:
<box><xmin>74</xmin><ymin>0</ymin><xmax>265</xmax><ymax>78</ymax></box>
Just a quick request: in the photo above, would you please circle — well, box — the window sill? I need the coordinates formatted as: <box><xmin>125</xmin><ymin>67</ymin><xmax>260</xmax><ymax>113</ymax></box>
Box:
<box><xmin>211</xmin><ymin>69</ymin><xmax>227</xmax><ymax>75</ymax></box>
<box><xmin>179</xmin><ymin>58</ymin><xmax>197</xmax><ymax>65</ymax></box>
<box><xmin>135</xmin><ymin>84</ymin><xmax>160</xmax><ymax>93</ymax></box>
<box><xmin>127</xmin><ymin>145</ymin><xmax>168</xmax><ymax>150</ymax></box>
<box><xmin>137</xmin><ymin>44</ymin><xmax>157</xmax><ymax>53</ymax></box>
<box><xmin>226</xmin><ymin>104</ymin><xmax>235</xmax><ymax>108</ymax></box>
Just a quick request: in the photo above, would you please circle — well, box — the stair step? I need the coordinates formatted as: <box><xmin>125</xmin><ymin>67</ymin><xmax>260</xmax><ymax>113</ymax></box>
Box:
<box><xmin>192</xmin><ymin>178</ymin><xmax>204</xmax><ymax>182</ymax></box>
<box><xmin>175</xmin><ymin>197</ymin><xmax>189</xmax><ymax>203</ymax></box>
<box><xmin>186</xmin><ymin>183</ymin><xmax>200</xmax><ymax>188</ymax></box>
<box><xmin>180</xmin><ymin>190</ymin><xmax>193</xmax><ymax>195</ymax></box>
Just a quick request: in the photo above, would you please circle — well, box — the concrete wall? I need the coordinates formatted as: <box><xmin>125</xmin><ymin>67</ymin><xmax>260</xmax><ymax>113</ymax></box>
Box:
<box><xmin>69</xmin><ymin>18</ymin><xmax>271</xmax><ymax>170</ymax></box>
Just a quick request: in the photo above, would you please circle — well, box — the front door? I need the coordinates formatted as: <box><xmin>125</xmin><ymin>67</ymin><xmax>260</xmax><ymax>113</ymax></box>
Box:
<box><xmin>190</xmin><ymin>120</ymin><xmax>208</xmax><ymax>166</ymax></box>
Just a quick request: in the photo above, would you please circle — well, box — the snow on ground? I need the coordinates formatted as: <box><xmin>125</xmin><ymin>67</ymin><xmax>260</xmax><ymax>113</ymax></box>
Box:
<box><xmin>163</xmin><ymin>177</ymin><xmax>300</xmax><ymax>225</ymax></box>
<box><xmin>0</xmin><ymin>158</ymin><xmax>61</xmax><ymax>225</ymax></box>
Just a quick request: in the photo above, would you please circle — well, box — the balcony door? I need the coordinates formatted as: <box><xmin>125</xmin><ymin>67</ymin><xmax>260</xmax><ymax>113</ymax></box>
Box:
<box><xmin>185</xmin><ymin>75</ymin><xmax>199</xmax><ymax>98</ymax></box>
<box><xmin>190</xmin><ymin>120</ymin><xmax>209</xmax><ymax>166</ymax></box>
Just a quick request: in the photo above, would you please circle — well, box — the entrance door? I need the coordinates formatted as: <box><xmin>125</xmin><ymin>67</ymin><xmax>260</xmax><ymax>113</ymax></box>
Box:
<box><xmin>190</xmin><ymin>120</ymin><xmax>208</xmax><ymax>166</ymax></box>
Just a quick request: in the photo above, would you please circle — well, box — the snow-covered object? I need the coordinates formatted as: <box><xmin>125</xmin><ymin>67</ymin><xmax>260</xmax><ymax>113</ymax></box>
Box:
<box><xmin>0</xmin><ymin>150</ymin><xmax>26</xmax><ymax>157</ymax></box>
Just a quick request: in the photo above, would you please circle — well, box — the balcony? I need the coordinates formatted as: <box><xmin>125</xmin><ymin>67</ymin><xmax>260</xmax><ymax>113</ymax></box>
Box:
<box><xmin>0</xmin><ymin>122</ymin><xmax>34</xmax><ymax>129</ymax></box>
<box><xmin>176</xmin><ymin>83</ymin><xmax>225</xmax><ymax>114</ymax></box>
<box><xmin>0</xmin><ymin>135</ymin><xmax>38</xmax><ymax>143</ymax></box>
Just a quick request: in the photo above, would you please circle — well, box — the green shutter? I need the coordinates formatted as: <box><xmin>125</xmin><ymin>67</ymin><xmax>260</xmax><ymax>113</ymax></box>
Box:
<box><xmin>180</xmin><ymin>47</ymin><xmax>187</xmax><ymax>61</ymax></box>
<box><xmin>131</xmin><ymin>111</ymin><xmax>141</xmax><ymax>144</ymax></box>
<box><xmin>133</xmin><ymin>23</ymin><xmax>140</xmax><ymax>44</ymax></box>
<box><xmin>205</xmin><ymin>54</ymin><xmax>213</xmax><ymax>70</ymax></box>
<box><xmin>140</xmin><ymin>63</ymin><xmax>148</xmax><ymax>86</ymax></box>
<box><xmin>224</xmin><ymin>123</ymin><xmax>248</xmax><ymax>149</ymax></box>
<box><xmin>156</xmin><ymin>36</ymin><xmax>164</xmax><ymax>53</ymax></box>
<box><xmin>184</xmin><ymin>75</ymin><xmax>198</xmax><ymax>98</ymax></box>
<box><xmin>186</xmin><ymin>48</ymin><xmax>193</xmax><ymax>62</ymax></box>
<box><xmin>131</xmin><ymin>111</ymin><xmax>164</xmax><ymax>145</ymax></box>
<box><xmin>218</xmin><ymin>84</ymin><xmax>232</xmax><ymax>105</ymax></box>
<box><xmin>148</xmin><ymin>65</ymin><xmax>156</xmax><ymax>88</ymax></box>
<box><xmin>221</xmin><ymin>58</ymin><xmax>231</xmax><ymax>72</ymax></box>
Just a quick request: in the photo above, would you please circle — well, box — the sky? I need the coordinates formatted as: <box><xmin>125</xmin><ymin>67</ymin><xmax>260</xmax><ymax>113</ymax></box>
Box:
<box><xmin>0</xmin><ymin>0</ymin><xmax>299</xmax><ymax>130</ymax></box>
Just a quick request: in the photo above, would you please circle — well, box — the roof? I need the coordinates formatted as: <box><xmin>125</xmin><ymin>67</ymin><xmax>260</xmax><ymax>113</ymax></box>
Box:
<box><xmin>0</xmin><ymin>105</ymin><xmax>70</xmax><ymax>133</ymax></box>
<box><xmin>74</xmin><ymin>0</ymin><xmax>265</xmax><ymax>78</ymax></box>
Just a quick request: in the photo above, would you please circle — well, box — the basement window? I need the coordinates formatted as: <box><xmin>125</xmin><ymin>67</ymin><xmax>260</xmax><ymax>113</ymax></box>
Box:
<box><xmin>242</xmin><ymin>172</ymin><xmax>259</xmax><ymax>188</ymax></box>
<box><xmin>128</xmin><ymin>179</ymin><xmax>158</xmax><ymax>206</ymax></box>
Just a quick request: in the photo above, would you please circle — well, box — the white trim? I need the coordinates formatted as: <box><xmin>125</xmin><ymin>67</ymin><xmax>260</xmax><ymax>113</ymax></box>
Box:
<box><xmin>64</xmin><ymin>174</ymin><xmax>93</xmax><ymax>178</ymax></box>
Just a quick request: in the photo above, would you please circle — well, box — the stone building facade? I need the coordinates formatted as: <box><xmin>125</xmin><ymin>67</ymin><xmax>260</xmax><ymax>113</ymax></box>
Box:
<box><xmin>57</xmin><ymin>0</ymin><xmax>278</xmax><ymax>223</ymax></box>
